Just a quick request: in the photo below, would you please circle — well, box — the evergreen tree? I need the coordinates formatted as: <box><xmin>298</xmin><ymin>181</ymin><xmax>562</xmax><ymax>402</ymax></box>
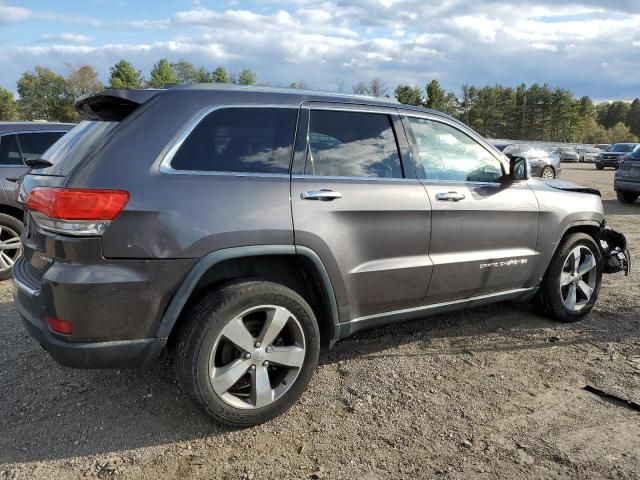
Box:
<box><xmin>109</xmin><ymin>60</ymin><xmax>142</xmax><ymax>89</ymax></box>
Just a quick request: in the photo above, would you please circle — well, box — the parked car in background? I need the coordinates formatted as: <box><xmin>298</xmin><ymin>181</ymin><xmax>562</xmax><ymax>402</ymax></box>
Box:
<box><xmin>502</xmin><ymin>144</ymin><xmax>561</xmax><ymax>179</ymax></box>
<box><xmin>595</xmin><ymin>144</ymin><xmax>611</xmax><ymax>151</ymax></box>
<box><xmin>556</xmin><ymin>146</ymin><xmax>579</xmax><ymax>163</ymax></box>
<box><xmin>614</xmin><ymin>148</ymin><xmax>640</xmax><ymax>203</ymax></box>
<box><xmin>595</xmin><ymin>143</ymin><xmax>639</xmax><ymax>170</ymax></box>
<box><xmin>0</xmin><ymin>122</ymin><xmax>74</xmax><ymax>279</ymax></box>
<box><xmin>14</xmin><ymin>86</ymin><xmax>629</xmax><ymax>426</ymax></box>
<box><xmin>578</xmin><ymin>147</ymin><xmax>601</xmax><ymax>163</ymax></box>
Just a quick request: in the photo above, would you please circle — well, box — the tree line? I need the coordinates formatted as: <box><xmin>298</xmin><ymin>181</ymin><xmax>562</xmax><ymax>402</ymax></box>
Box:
<box><xmin>0</xmin><ymin>59</ymin><xmax>638</xmax><ymax>144</ymax></box>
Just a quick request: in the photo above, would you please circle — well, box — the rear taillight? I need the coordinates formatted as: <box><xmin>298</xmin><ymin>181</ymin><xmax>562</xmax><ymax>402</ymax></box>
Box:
<box><xmin>27</xmin><ymin>187</ymin><xmax>129</xmax><ymax>236</ymax></box>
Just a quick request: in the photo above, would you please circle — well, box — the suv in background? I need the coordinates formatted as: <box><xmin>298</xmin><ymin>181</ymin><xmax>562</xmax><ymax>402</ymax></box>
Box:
<box><xmin>501</xmin><ymin>143</ymin><xmax>561</xmax><ymax>179</ymax></box>
<box><xmin>13</xmin><ymin>86</ymin><xmax>629</xmax><ymax>426</ymax></box>
<box><xmin>595</xmin><ymin>143</ymin><xmax>639</xmax><ymax>170</ymax></box>
<box><xmin>0</xmin><ymin>122</ymin><xmax>73</xmax><ymax>279</ymax></box>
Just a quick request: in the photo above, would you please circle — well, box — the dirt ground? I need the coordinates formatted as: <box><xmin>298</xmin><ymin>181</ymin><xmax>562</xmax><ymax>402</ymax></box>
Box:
<box><xmin>0</xmin><ymin>164</ymin><xmax>638</xmax><ymax>480</ymax></box>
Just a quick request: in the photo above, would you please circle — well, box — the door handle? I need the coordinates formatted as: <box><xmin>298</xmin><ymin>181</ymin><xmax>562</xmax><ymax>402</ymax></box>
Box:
<box><xmin>435</xmin><ymin>191</ymin><xmax>465</xmax><ymax>202</ymax></box>
<box><xmin>301</xmin><ymin>190</ymin><xmax>343</xmax><ymax>201</ymax></box>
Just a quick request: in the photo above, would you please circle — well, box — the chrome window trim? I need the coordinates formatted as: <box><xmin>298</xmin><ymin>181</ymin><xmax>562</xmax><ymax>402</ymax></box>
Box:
<box><xmin>291</xmin><ymin>174</ymin><xmax>418</xmax><ymax>183</ymax></box>
<box><xmin>158</xmin><ymin>104</ymin><xmax>299</xmax><ymax>177</ymax></box>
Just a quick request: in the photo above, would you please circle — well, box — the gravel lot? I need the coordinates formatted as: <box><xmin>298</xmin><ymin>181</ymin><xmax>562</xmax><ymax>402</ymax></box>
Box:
<box><xmin>1</xmin><ymin>164</ymin><xmax>638</xmax><ymax>480</ymax></box>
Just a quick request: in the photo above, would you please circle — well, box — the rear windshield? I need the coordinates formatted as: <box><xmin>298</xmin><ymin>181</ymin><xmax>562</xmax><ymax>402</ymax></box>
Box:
<box><xmin>36</xmin><ymin>121</ymin><xmax>117</xmax><ymax>176</ymax></box>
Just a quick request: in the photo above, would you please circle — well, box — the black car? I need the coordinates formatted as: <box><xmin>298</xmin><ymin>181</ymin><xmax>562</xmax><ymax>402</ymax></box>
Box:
<box><xmin>595</xmin><ymin>143</ymin><xmax>639</xmax><ymax>170</ymax></box>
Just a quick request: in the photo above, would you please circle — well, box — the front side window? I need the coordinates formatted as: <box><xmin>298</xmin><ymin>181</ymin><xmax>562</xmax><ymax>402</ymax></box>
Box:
<box><xmin>407</xmin><ymin>117</ymin><xmax>503</xmax><ymax>183</ymax></box>
<box><xmin>0</xmin><ymin>134</ymin><xmax>22</xmax><ymax>166</ymax></box>
<box><xmin>305</xmin><ymin>110</ymin><xmax>403</xmax><ymax>178</ymax></box>
<box><xmin>170</xmin><ymin>108</ymin><xmax>298</xmax><ymax>174</ymax></box>
<box><xmin>17</xmin><ymin>132</ymin><xmax>66</xmax><ymax>163</ymax></box>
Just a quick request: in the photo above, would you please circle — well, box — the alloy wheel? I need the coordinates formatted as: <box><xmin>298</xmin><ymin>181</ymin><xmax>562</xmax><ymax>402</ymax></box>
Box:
<box><xmin>559</xmin><ymin>245</ymin><xmax>597</xmax><ymax>312</ymax></box>
<box><xmin>541</xmin><ymin>167</ymin><xmax>555</xmax><ymax>179</ymax></box>
<box><xmin>0</xmin><ymin>225</ymin><xmax>22</xmax><ymax>273</ymax></box>
<box><xmin>208</xmin><ymin>305</ymin><xmax>306</xmax><ymax>409</ymax></box>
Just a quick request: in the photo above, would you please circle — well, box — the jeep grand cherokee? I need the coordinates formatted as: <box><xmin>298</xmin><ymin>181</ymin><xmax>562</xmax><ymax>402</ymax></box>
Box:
<box><xmin>13</xmin><ymin>85</ymin><xmax>630</xmax><ymax>426</ymax></box>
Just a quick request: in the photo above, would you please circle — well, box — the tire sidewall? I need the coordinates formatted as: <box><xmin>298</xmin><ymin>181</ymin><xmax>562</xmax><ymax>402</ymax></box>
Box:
<box><xmin>191</xmin><ymin>283</ymin><xmax>320</xmax><ymax>425</ymax></box>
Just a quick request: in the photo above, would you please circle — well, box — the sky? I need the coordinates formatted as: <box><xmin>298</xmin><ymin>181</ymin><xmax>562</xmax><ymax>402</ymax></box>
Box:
<box><xmin>0</xmin><ymin>0</ymin><xmax>638</xmax><ymax>100</ymax></box>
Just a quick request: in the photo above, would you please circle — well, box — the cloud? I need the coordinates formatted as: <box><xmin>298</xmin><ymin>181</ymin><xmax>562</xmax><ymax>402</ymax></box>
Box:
<box><xmin>38</xmin><ymin>33</ymin><xmax>93</xmax><ymax>44</ymax></box>
<box><xmin>0</xmin><ymin>1</ymin><xmax>639</xmax><ymax>100</ymax></box>
<box><xmin>0</xmin><ymin>4</ymin><xmax>32</xmax><ymax>24</ymax></box>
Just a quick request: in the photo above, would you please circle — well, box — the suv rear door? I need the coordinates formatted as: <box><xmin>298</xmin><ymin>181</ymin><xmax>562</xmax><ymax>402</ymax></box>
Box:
<box><xmin>401</xmin><ymin>113</ymin><xmax>540</xmax><ymax>304</ymax></box>
<box><xmin>291</xmin><ymin>103</ymin><xmax>432</xmax><ymax>323</ymax></box>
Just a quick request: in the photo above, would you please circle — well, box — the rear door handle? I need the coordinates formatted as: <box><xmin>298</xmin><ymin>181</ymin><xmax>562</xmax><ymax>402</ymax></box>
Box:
<box><xmin>301</xmin><ymin>190</ymin><xmax>343</xmax><ymax>201</ymax></box>
<box><xmin>435</xmin><ymin>191</ymin><xmax>466</xmax><ymax>202</ymax></box>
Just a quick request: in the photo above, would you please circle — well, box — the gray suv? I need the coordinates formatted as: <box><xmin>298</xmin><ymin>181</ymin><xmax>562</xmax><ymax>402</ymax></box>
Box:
<box><xmin>0</xmin><ymin>122</ymin><xmax>73</xmax><ymax>279</ymax></box>
<box><xmin>12</xmin><ymin>86</ymin><xmax>630</xmax><ymax>426</ymax></box>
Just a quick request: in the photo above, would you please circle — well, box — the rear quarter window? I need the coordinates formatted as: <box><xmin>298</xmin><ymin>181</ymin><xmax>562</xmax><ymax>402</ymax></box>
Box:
<box><xmin>17</xmin><ymin>131</ymin><xmax>66</xmax><ymax>163</ymax></box>
<box><xmin>169</xmin><ymin>107</ymin><xmax>298</xmax><ymax>174</ymax></box>
<box><xmin>37</xmin><ymin>121</ymin><xmax>117</xmax><ymax>176</ymax></box>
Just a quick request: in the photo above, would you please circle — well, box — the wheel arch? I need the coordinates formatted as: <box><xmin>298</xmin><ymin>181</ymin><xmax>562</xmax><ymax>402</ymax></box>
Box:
<box><xmin>159</xmin><ymin>245</ymin><xmax>341</xmax><ymax>350</ymax></box>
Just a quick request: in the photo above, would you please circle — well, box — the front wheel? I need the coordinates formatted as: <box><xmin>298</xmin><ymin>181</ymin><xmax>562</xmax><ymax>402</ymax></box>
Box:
<box><xmin>541</xmin><ymin>166</ymin><xmax>555</xmax><ymax>179</ymax></box>
<box><xmin>535</xmin><ymin>233</ymin><xmax>602</xmax><ymax>322</ymax></box>
<box><xmin>175</xmin><ymin>281</ymin><xmax>320</xmax><ymax>426</ymax></box>
<box><xmin>617</xmin><ymin>192</ymin><xmax>639</xmax><ymax>204</ymax></box>
<box><xmin>595</xmin><ymin>164</ymin><xmax>604</xmax><ymax>170</ymax></box>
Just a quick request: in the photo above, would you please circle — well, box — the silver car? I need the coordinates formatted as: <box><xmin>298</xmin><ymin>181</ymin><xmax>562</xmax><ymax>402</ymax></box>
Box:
<box><xmin>578</xmin><ymin>147</ymin><xmax>601</xmax><ymax>163</ymax></box>
<box><xmin>502</xmin><ymin>144</ymin><xmax>562</xmax><ymax>179</ymax></box>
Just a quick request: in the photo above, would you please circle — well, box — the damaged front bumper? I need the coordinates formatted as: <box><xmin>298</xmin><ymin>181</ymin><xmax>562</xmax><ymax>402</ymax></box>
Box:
<box><xmin>600</xmin><ymin>225</ymin><xmax>631</xmax><ymax>275</ymax></box>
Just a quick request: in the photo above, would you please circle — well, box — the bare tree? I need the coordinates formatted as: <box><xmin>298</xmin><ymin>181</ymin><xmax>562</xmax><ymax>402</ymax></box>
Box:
<box><xmin>352</xmin><ymin>81</ymin><xmax>369</xmax><ymax>95</ymax></box>
<box><xmin>368</xmin><ymin>77</ymin><xmax>387</xmax><ymax>97</ymax></box>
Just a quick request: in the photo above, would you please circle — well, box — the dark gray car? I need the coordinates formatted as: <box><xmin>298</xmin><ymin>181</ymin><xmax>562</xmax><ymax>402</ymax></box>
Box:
<box><xmin>614</xmin><ymin>148</ymin><xmax>640</xmax><ymax>203</ymax></box>
<box><xmin>12</xmin><ymin>86</ymin><xmax>629</xmax><ymax>426</ymax></box>
<box><xmin>0</xmin><ymin>122</ymin><xmax>73</xmax><ymax>279</ymax></box>
<box><xmin>501</xmin><ymin>144</ymin><xmax>562</xmax><ymax>179</ymax></box>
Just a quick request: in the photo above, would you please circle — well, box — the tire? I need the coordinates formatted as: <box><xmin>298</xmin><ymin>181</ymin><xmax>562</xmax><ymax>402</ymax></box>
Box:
<box><xmin>0</xmin><ymin>213</ymin><xmax>23</xmax><ymax>281</ymax></box>
<box><xmin>617</xmin><ymin>191</ymin><xmax>639</xmax><ymax>204</ymax></box>
<box><xmin>175</xmin><ymin>280</ymin><xmax>320</xmax><ymax>426</ymax></box>
<box><xmin>595</xmin><ymin>164</ymin><xmax>604</xmax><ymax>170</ymax></box>
<box><xmin>535</xmin><ymin>233</ymin><xmax>602</xmax><ymax>323</ymax></box>
<box><xmin>541</xmin><ymin>166</ymin><xmax>555</xmax><ymax>179</ymax></box>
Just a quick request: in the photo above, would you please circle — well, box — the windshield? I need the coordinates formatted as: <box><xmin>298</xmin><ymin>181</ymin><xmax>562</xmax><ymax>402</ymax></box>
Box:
<box><xmin>38</xmin><ymin>121</ymin><xmax>117</xmax><ymax>175</ymax></box>
<box><xmin>607</xmin><ymin>144</ymin><xmax>636</xmax><ymax>153</ymax></box>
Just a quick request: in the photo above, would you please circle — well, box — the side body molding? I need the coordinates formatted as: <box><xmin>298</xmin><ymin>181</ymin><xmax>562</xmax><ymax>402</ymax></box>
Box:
<box><xmin>156</xmin><ymin>245</ymin><xmax>341</xmax><ymax>339</ymax></box>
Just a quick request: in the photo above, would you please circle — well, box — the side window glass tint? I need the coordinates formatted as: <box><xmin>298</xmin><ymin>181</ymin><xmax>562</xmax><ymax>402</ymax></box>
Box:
<box><xmin>306</xmin><ymin>110</ymin><xmax>403</xmax><ymax>178</ymax></box>
<box><xmin>171</xmin><ymin>108</ymin><xmax>297</xmax><ymax>174</ymax></box>
<box><xmin>17</xmin><ymin>132</ymin><xmax>65</xmax><ymax>162</ymax></box>
<box><xmin>0</xmin><ymin>134</ymin><xmax>22</xmax><ymax>166</ymax></box>
<box><xmin>407</xmin><ymin>117</ymin><xmax>503</xmax><ymax>183</ymax></box>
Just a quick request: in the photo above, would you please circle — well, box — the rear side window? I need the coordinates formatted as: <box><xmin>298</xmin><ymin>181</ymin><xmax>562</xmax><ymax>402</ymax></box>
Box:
<box><xmin>170</xmin><ymin>108</ymin><xmax>298</xmax><ymax>174</ymax></box>
<box><xmin>0</xmin><ymin>134</ymin><xmax>22</xmax><ymax>166</ymax></box>
<box><xmin>17</xmin><ymin>132</ymin><xmax>66</xmax><ymax>163</ymax></box>
<box><xmin>306</xmin><ymin>110</ymin><xmax>403</xmax><ymax>178</ymax></box>
<box><xmin>39</xmin><ymin>121</ymin><xmax>117</xmax><ymax>176</ymax></box>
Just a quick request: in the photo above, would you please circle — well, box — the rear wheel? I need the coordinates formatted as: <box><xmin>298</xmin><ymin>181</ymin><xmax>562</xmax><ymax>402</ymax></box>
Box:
<box><xmin>0</xmin><ymin>214</ymin><xmax>23</xmax><ymax>281</ymax></box>
<box><xmin>535</xmin><ymin>233</ymin><xmax>602</xmax><ymax>322</ymax></box>
<box><xmin>541</xmin><ymin>166</ymin><xmax>555</xmax><ymax>179</ymax></box>
<box><xmin>617</xmin><ymin>191</ymin><xmax>638</xmax><ymax>204</ymax></box>
<box><xmin>175</xmin><ymin>281</ymin><xmax>320</xmax><ymax>426</ymax></box>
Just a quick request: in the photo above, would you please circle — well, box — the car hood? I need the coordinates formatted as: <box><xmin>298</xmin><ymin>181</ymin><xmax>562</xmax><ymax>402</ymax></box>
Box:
<box><xmin>542</xmin><ymin>179</ymin><xmax>601</xmax><ymax>196</ymax></box>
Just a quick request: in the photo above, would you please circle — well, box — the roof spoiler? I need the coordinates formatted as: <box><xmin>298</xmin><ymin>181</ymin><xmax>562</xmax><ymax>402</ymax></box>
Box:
<box><xmin>75</xmin><ymin>89</ymin><xmax>163</xmax><ymax>121</ymax></box>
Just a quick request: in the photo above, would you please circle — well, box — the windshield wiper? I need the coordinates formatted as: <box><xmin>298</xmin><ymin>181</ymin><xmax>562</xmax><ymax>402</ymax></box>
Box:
<box><xmin>24</xmin><ymin>158</ymin><xmax>53</xmax><ymax>169</ymax></box>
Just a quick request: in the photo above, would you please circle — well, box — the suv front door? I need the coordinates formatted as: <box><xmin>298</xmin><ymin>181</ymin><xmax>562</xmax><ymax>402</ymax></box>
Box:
<box><xmin>402</xmin><ymin>114</ymin><xmax>540</xmax><ymax>304</ymax></box>
<box><xmin>291</xmin><ymin>104</ymin><xmax>432</xmax><ymax>323</ymax></box>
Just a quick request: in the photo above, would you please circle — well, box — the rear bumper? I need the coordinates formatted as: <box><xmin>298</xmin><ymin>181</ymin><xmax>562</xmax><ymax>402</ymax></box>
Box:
<box><xmin>14</xmin><ymin>283</ymin><xmax>166</xmax><ymax>368</ymax></box>
<box><xmin>614</xmin><ymin>179</ymin><xmax>640</xmax><ymax>193</ymax></box>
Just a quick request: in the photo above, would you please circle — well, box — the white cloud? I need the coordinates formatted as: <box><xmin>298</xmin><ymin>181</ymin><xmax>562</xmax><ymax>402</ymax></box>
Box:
<box><xmin>38</xmin><ymin>33</ymin><xmax>93</xmax><ymax>44</ymax></box>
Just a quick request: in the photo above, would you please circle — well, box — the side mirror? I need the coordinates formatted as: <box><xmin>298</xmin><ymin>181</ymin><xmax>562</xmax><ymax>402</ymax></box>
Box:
<box><xmin>506</xmin><ymin>154</ymin><xmax>529</xmax><ymax>181</ymax></box>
